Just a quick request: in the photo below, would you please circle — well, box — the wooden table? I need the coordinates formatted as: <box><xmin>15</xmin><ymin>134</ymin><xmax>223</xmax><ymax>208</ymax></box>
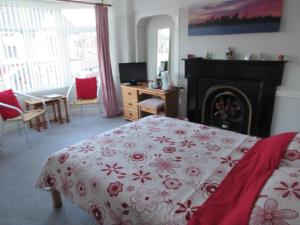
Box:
<box><xmin>24</xmin><ymin>95</ymin><xmax>69</xmax><ymax>131</ymax></box>
<box><xmin>121</xmin><ymin>83</ymin><xmax>179</xmax><ymax>121</ymax></box>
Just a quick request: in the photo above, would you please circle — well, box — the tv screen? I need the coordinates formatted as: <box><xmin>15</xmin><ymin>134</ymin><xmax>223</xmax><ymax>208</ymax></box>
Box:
<box><xmin>119</xmin><ymin>62</ymin><xmax>147</xmax><ymax>85</ymax></box>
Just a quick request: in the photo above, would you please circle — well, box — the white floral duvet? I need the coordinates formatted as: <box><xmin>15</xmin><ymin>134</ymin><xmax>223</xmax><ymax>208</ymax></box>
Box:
<box><xmin>36</xmin><ymin>116</ymin><xmax>300</xmax><ymax>225</ymax></box>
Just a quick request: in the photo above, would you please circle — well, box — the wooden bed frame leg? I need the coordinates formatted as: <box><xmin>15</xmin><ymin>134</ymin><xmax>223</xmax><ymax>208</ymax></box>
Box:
<box><xmin>50</xmin><ymin>189</ymin><xmax>62</xmax><ymax>208</ymax></box>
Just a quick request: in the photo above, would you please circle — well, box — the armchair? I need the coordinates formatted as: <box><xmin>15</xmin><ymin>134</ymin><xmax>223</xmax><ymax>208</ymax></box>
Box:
<box><xmin>67</xmin><ymin>77</ymin><xmax>101</xmax><ymax>118</ymax></box>
<box><xmin>0</xmin><ymin>90</ymin><xmax>50</xmax><ymax>148</ymax></box>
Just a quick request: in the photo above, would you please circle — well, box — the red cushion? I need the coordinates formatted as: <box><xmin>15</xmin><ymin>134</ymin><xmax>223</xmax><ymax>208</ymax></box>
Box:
<box><xmin>0</xmin><ymin>89</ymin><xmax>23</xmax><ymax>120</ymax></box>
<box><xmin>75</xmin><ymin>77</ymin><xmax>97</xmax><ymax>99</ymax></box>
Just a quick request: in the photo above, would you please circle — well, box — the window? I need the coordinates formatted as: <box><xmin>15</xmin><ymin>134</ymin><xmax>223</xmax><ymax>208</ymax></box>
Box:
<box><xmin>0</xmin><ymin>1</ymin><xmax>98</xmax><ymax>93</ymax></box>
<box><xmin>62</xmin><ymin>9</ymin><xmax>98</xmax><ymax>79</ymax></box>
<box><xmin>4</xmin><ymin>45</ymin><xmax>17</xmax><ymax>58</ymax></box>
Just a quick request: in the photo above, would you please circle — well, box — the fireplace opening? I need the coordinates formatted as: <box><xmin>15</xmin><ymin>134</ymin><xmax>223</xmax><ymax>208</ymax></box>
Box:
<box><xmin>202</xmin><ymin>86</ymin><xmax>252</xmax><ymax>134</ymax></box>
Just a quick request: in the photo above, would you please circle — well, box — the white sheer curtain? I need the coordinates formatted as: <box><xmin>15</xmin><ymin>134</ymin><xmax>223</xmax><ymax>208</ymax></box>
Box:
<box><xmin>0</xmin><ymin>0</ymin><xmax>98</xmax><ymax>93</ymax></box>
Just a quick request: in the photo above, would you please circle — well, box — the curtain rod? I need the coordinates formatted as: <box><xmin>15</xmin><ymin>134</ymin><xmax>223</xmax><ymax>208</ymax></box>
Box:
<box><xmin>54</xmin><ymin>0</ymin><xmax>112</xmax><ymax>7</ymax></box>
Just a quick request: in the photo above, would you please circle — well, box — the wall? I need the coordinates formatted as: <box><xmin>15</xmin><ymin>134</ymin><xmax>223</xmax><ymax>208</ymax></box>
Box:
<box><xmin>125</xmin><ymin>0</ymin><xmax>300</xmax><ymax>134</ymax></box>
<box><xmin>110</xmin><ymin>0</ymin><xmax>136</xmax><ymax>109</ymax></box>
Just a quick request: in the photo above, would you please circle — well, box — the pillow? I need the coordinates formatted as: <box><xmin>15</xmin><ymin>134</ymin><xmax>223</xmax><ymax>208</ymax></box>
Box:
<box><xmin>75</xmin><ymin>77</ymin><xmax>97</xmax><ymax>100</ymax></box>
<box><xmin>0</xmin><ymin>89</ymin><xmax>23</xmax><ymax>120</ymax></box>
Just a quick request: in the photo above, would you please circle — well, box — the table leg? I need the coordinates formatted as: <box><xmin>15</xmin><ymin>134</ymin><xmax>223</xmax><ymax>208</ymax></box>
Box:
<box><xmin>63</xmin><ymin>98</ymin><xmax>69</xmax><ymax>123</ymax></box>
<box><xmin>42</xmin><ymin>113</ymin><xmax>47</xmax><ymax>129</ymax></box>
<box><xmin>36</xmin><ymin>116</ymin><xmax>41</xmax><ymax>132</ymax></box>
<box><xmin>52</xmin><ymin>103</ymin><xmax>57</xmax><ymax>122</ymax></box>
<box><xmin>57</xmin><ymin>100</ymin><xmax>63</xmax><ymax>124</ymax></box>
<box><xmin>33</xmin><ymin>105</ymin><xmax>40</xmax><ymax>132</ymax></box>
<box><xmin>50</xmin><ymin>189</ymin><xmax>62</xmax><ymax>208</ymax></box>
<box><xmin>26</xmin><ymin>103</ymin><xmax>33</xmax><ymax>129</ymax></box>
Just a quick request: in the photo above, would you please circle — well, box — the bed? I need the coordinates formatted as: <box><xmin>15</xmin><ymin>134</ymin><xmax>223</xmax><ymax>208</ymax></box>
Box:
<box><xmin>36</xmin><ymin>115</ymin><xmax>300</xmax><ymax>225</ymax></box>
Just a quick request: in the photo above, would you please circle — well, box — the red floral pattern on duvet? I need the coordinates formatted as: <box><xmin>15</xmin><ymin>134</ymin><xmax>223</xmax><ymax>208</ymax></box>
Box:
<box><xmin>285</xmin><ymin>150</ymin><xmax>300</xmax><ymax>161</ymax></box>
<box><xmin>274</xmin><ymin>181</ymin><xmax>300</xmax><ymax>199</ymax></box>
<box><xmin>250</xmin><ymin>198</ymin><xmax>298</xmax><ymax>225</ymax></box>
<box><xmin>36</xmin><ymin>116</ymin><xmax>300</xmax><ymax>225</ymax></box>
<box><xmin>107</xmin><ymin>182</ymin><xmax>123</xmax><ymax>197</ymax></box>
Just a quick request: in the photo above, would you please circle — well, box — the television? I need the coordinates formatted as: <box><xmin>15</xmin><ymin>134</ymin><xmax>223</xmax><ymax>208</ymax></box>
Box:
<box><xmin>119</xmin><ymin>62</ymin><xmax>147</xmax><ymax>85</ymax></box>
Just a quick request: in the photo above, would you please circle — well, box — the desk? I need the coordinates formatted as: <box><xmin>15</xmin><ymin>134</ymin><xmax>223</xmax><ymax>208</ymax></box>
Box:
<box><xmin>121</xmin><ymin>83</ymin><xmax>179</xmax><ymax>121</ymax></box>
<box><xmin>24</xmin><ymin>95</ymin><xmax>69</xmax><ymax>131</ymax></box>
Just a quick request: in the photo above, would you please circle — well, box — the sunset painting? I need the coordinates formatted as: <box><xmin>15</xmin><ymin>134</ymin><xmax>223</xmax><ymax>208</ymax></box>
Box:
<box><xmin>188</xmin><ymin>0</ymin><xmax>284</xmax><ymax>36</ymax></box>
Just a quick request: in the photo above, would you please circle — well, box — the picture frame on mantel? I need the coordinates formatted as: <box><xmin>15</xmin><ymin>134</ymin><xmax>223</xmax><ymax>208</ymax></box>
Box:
<box><xmin>188</xmin><ymin>0</ymin><xmax>284</xmax><ymax>36</ymax></box>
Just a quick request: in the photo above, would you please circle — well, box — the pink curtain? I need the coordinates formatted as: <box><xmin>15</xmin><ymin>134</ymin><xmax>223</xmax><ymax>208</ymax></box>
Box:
<box><xmin>95</xmin><ymin>5</ymin><xmax>120</xmax><ymax>117</ymax></box>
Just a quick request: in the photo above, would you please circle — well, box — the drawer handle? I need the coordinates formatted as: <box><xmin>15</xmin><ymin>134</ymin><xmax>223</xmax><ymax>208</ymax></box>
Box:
<box><xmin>129</xmin><ymin>113</ymin><xmax>133</xmax><ymax>116</ymax></box>
<box><xmin>128</xmin><ymin>92</ymin><xmax>132</xmax><ymax>95</ymax></box>
<box><xmin>128</xmin><ymin>103</ymin><xmax>132</xmax><ymax>106</ymax></box>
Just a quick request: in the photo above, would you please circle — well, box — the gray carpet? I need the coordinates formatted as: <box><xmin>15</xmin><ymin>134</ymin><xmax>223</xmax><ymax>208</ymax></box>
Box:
<box><xmin>0</xmin><ymin>114</ymin><xmax>128</xmax><ymax>225</ymax></box>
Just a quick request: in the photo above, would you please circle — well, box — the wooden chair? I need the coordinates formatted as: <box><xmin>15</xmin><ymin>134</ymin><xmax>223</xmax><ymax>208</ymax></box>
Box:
<box><xmin>67</xmin><ymin>77</ymin><xmax>101</xmax><ymax>119</ymax></box>
<box><xmin>0</xmin><ymin>92</ymin><xmax>50</xmax><ymax>148</ymax></box>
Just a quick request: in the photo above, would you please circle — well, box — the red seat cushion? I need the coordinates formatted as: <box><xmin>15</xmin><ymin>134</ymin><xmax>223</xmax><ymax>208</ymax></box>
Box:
<box><xmin>0</xmin><ymin>89</ymin><xmax>23</xmax><ymax>120</ymax></box>
<box><xmin>75</xmin><ymin>77</ymin><xmax>97</xmax><ymax>100</ymax></box>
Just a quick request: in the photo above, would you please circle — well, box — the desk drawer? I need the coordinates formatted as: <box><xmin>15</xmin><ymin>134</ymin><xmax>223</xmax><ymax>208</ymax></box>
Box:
<box><xmin>123</xmin><ymin>98</ymin><xmax>137</xmax><ymax>109</ymax></box>
<box><xmin>124</xmin><ymin>109</ymin><xmax>138</xmax><ymax>121</ymax></box>
<box><xmin>122</xmin><ymin>86</ymin><xmax>138</xmax><ymax>99</ymax></box>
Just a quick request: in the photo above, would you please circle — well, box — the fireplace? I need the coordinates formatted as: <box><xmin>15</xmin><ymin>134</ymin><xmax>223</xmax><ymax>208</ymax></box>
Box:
<box><xmin>202</xmin><ymin>85</ymin><xmax>252</xmax><ymax>134</ymax></box>
<box><xmin>184</xmin><ymin>58</ymin><xmax>286</xmax><ymax>137</ymax></box>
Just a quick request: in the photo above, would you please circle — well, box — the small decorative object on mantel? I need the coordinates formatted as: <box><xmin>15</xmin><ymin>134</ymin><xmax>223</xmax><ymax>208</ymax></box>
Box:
<box><xmin>226</xmin><ymin>47</ymin><xmax>234</xmax><ymax>60</ymax></box>
<box><xmin>259</xmin><ymin>53</ymin><xmax>266</xmax><ymax>60</ymax></box>
<box><xmin>187</xmin><ymin>54</ymin><xmax>195</xmax><ymax>59</ymax></box>
<box><xmin>205</xmin><ymin>51</ymin><xmax>212</xmax><ymax>59</ymax></box>
<box><xmin>244</xmin><ymin>54</ymin><xmax>252</xmax><ymax>61</ymax></box>
<box><xmin>278</xmin><ymin>54</ymin><xmax>285</xmax><ymax>61</ymax></box>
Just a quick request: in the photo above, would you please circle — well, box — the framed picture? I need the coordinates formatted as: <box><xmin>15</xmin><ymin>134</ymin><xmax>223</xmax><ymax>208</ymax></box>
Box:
<box><xmin>188</xmin><ymin>0</ymin><xmax>284</xmax><ymax>36</ymax></box>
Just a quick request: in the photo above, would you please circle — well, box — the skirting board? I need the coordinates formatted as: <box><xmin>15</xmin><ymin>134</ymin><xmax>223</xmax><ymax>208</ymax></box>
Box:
<box><xmin>276</xmin><ymin>90</ymin><xmax>300</xmax><ymax>99</ymax></box>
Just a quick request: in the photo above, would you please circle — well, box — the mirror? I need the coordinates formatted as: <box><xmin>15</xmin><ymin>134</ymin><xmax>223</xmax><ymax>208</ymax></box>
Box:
<box><xmin>157</xmin><ymin>28</ymin><xmax>170</xmax><ymax>76</ymax></box>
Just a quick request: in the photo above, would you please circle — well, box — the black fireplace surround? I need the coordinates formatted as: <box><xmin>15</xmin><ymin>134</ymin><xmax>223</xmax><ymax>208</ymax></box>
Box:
<box><xmin>184</xmin><ymin>58</ymin><xmax>286</xmax><ymax>137</ymax></box>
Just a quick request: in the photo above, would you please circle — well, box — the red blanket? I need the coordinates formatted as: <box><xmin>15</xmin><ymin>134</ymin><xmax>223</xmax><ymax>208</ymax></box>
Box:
<box><xmin>188</xmin><ymin>132</ymin><xmax>297</xmax><ymax>225</ymax></box>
